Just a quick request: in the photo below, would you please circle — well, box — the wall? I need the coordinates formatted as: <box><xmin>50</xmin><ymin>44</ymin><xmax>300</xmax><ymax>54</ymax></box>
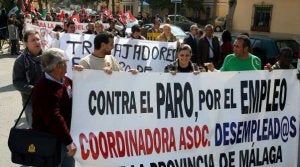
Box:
<box><xmin>233</xmin><ymin>0</ymin><xmax>300</xmax><ymax>37</ymax></box>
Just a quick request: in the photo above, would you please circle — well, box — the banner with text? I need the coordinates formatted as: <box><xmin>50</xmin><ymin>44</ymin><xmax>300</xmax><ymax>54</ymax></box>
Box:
<box><xmin>71</xmin><ymin>70</ymin><xmax>300</xmax><ymax>167</ymax></box>
<box><xmin>59</xmin><ymin>33</ymin><xmax>177</xmax><ymax>77</ymax></box>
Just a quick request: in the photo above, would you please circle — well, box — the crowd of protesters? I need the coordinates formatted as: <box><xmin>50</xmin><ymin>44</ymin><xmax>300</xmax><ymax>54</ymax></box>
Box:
<box><xmin>1</xmin><ymin>4</ymin><xmax>297</xmax><ymax>166</ymax></box>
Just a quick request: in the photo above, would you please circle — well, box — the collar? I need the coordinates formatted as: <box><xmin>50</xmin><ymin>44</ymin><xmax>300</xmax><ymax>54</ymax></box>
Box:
<box><xmin>45</xmin><ymin>72</ymin><xmax>64</xmax><ymax>85</ymax></box>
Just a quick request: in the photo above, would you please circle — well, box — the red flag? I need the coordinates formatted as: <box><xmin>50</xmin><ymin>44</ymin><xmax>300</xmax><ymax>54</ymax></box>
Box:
<box><xmin>103</xmin><ymin>8</ymin><xmax>112</xmax><ymax>19</ymax></box>
<box><xmin>30</xmin><ymin>3</ymin><xmax>35</xmax><ymax>13</ymax></box>
<box><xmin>58</xmin><ymin>11</ymin><xmax>65</xmax><ymax>21</ymax></box>
<box><xmin>70</xmin><ymin>14</ymin><xmax>80</xmax><ymax>23</ymax></box>
<box><xmin>125</xmin><ymin>10</ymin><xmax>136</xmax><ymax>23</ymax></box>
<box><xmin>118</xmin><ymin>11</ymin><xmax>127</xmax><ymax>24</ymax></box>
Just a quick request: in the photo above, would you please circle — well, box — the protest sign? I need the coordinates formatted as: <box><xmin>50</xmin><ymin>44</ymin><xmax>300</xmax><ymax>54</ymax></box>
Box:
<box><xmin>59</xmin><ymin>33</ymin><xmax>177</xmax><ymax>77</ymax></box>
<box><xmin>71</xmin><ymin>69</ymin><xmax>300</xmax><ymax>167</ymax></box>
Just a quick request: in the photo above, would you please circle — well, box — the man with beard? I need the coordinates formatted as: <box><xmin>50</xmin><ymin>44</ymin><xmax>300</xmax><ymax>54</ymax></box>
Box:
<box><xmin>79</xmin><ymin>32</ymin><xmax>123</xmax><ymax>73</ymax></box>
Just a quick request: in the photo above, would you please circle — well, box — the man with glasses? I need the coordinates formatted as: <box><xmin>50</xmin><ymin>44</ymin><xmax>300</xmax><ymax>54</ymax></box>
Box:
<box><xmin>198</xmin><ymin>24</ymin><xmax>221</xmax><ymax>68</ymax></box>
<box><xmin>13</xmin><ymin>30</ymin><xmax>43</xmax><ymax>127</ymax></box>
<box><xmin>183</xmin><ymin>24</ymin><xmax>199</xmax><ymax>64</ymax></box>
<box><xmin>32</xmin><ymin>48</ymin><xmax>77</xmax><ymax>167</ymax></box>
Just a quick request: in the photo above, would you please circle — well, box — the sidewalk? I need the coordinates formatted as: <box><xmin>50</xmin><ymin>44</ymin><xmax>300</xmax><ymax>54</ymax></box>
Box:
<box><xmin>0</xmin><ymin>43</ymin><xmax>81</xmax><ymax>167</ymax></box>
<box><xmin>0</xmin><ymin>43</ymin><xmax>23</xmax><ymax>167</ymax></box>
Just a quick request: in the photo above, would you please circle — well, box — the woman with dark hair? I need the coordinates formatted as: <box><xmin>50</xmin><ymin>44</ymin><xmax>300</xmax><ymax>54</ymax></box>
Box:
<box><xmin>220</xmin><ymin>29</ymin><xmax>233</xmax><ymax>65</ymax></box>
<box><xmin>164</xmin><ymin>44</ymin><xmax>203</xmax><ymax>74</ymax></box>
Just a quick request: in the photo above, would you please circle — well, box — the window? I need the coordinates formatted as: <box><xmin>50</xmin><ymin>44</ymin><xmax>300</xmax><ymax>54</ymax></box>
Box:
<box><xmin>251</xmin><ymin>4</ymin><xmax>273</xmax><ymax>32</ymax></box>
<box><xmin>123</xmin><ymin>4</ymin><xmax>133</xmax><ymax>12</ymax></box>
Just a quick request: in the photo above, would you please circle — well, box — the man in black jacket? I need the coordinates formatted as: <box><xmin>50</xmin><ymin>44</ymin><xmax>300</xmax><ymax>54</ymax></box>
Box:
<box><xmin>183</xmin><ymin>24</ymin><xmax>199</xmax><ymax>64</ymax></box>
<box><xmin>198</xmin><ymin>24</ymin><xmax>220</xmax><ymax>68</ymax></box>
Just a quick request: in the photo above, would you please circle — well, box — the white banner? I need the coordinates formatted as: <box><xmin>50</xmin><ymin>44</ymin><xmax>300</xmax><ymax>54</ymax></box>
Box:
<box><xmin>71</xmin><ymin>69</ymin><xmax>300</xmax><ymax>167</ymax></box>
<box><xmin>59</xmin><ymin>33</ymin><xmax>177</xmax><ymax>77</ymax></box>
<box><xmin>37</xmin><ymin>20</ymin><xmax>88</xmax><ymax>33</ymax></box>
<box><xmin>37</xmin><ymin>20</ymin><xmax>110</xmax><ymax>33</ymax></box>
<box><xmin>113</xmin><ymin>38</ymin><xmax>177</xmax><ymax>72</ymax></box>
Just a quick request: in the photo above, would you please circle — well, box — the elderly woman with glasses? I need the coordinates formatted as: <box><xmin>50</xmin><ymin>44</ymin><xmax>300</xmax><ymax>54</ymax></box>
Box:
<box><xmin>164</xmin><ymin>44</ymin><xmax>203</xmax><ymax>75</ymax></box>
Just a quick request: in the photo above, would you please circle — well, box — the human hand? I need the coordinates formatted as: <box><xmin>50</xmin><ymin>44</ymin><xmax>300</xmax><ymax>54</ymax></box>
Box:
<box><xmin>204</xmin><ymin>62</ymin><xmax>215</xmax><ymax>72</ymax></box>
<box><xmin>193</xmin><ymin>70</ymin><xmax>200</xmax><ymax>75</ymax></box>
<box><xmin>72</xmin><ymin>65</ymin><xmax>84</xmax><ymax>71</ymax></box>
<box><xmin>103</xmin><ymin>66</ymin><xmax>112</xmax><ymax>74</ymax></box>
<box><xmin>128</xmin><ymin>68</ymin><xmax>139</xmax><ymax>75</ymax></box>
<box><xmin>66</xmin><ymin>142</ymin><xmax>77</xmax><ymax>157</ymax></box>
<box><xmin>264</xmin><ymin>63</ymin><xmax>272</xmax><ymax>71</ymax></box>
<box><xmin>170</xmin><ymin>70</ymin><xmax>176</xmax><ymax>75</ymax></box>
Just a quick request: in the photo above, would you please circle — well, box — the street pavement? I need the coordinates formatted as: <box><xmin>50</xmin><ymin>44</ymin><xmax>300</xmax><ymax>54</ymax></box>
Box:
<box><xmin>0</xmin><ymin>43</ymin><xmax>22</xmax><ymax>167</ymax></box>
<box><xmin>0</xmin><ymin>43</ymin><xmax>81</xmax><ymax>167</ymax></box>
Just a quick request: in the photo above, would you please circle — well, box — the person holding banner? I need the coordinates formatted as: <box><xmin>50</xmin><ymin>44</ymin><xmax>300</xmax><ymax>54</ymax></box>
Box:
<box><xmin>164</xmin><ymin>44</ymin><xmax>202</xmax><ymax>74</ymax></box>
<box><xmin>205</xmin><ymin>35</ymin><xmax>261</xmax><ymax>72</ymax></box>
<box><xmin>32</xmin><ymin>48</ymin><xmax>77</xmax><ymax>167</ymax></box>
<box><xmin>65</xmin><ymin>21</ymin><xmax>76</xmax><ymax>34</ymax></box>
<box><xmin>79</xmin><ymin>32</ymin><xmax>138</xmax><ymax>74</ymax></box>
<box><xmin>80</xmin><ymin>32</ymin><xmax>123</xmax><ymax>72</ymax></box>
<box><xmin>13</xmin><ymin>30</ymin><xmax>43</xmax><ymax>127</ymax></box>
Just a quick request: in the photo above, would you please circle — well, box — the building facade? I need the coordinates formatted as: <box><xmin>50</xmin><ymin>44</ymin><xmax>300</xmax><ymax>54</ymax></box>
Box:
<box><xmin>233</xmin><ymin>0</ymin><xmax>300</xmax><ymax>37</ymax></box>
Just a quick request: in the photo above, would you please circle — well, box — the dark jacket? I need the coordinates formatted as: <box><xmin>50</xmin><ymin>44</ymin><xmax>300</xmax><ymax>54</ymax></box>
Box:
<box><xmin>183</xmin><ymin>33</ymin><xmax>199</xmax><ymax>64</ymax></box>
<box><xmin>32</xmin><ymin>76</ymin><xmax>73</xmax><ymax>145</ymax></box>
<box><xmin>12</xmin><ymin>48</ymin><xmax>43</xmax><ymax>105</ymax></box>
<box><xmin>164</xmin><ymin>59</ymin><xmax>200</xmax><ymax>73</ymax></box>
<box><xmin>198</xmin><ymin>36</ymin><xmax>220</xmax><ymax>67</ymax></box>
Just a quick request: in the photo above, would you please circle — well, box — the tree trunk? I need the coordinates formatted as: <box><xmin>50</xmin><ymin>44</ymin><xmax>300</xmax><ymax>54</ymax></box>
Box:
<box><xmin>37</xmin><ymin>0</ymin><xmax>43</xmax><ymax>13</ymax></box>
<box><xmin>226</xmin><ymin>0</ymin><xmax>237</xmax><ymax>31</ymax></box>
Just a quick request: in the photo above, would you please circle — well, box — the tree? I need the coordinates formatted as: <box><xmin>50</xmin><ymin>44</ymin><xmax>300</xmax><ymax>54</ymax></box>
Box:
<box><xmin>226</xmin><ymin>0</ymin><xmax>237</xmax><ymax>31</ymax></box>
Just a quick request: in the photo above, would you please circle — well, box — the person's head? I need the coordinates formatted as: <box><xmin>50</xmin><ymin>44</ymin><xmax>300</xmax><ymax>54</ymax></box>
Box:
<box><xmin>204</xmin><ymin>24</ymin><xmax>214</xmax><ymax>38</ymax></box>
<box><xmin>164</xmin><ymin>17</ymin><xmax>171</xmax><ymax>24</ymax></box>
<box><xmin>233</xmin><ymin>35</ymin><xmax>251</xmax><ymax>58</ymax></box>
<box><xmin>240</xmin><ymin>32</ymin><xmax>249</xmax><ymax>37</ymax></box>
<box><xmin>278</xmin><ymin>47</ymin><xmax>294</xmax><ymax>68</ymax></box>
<box><xmin>108</xmin><ymin>18</ymin><xmax>117</xmax><ymax>28</ymax></box>
<box><xmin>190</xmin><ymin>24</ymin><xmax>199</xmax><ymax>36</ymax></box>
<box><xmin>66</xmin><ymin>21</ymin><xmax>76</xmax><ymax>33</ymax></box>
<box><xmin>32</xmin><ymin>17</ymin><xmax>39</xmax><ymax>25</ymax></box>
<box><xmin>197</xmin><ymin>29</ymin><xmax>204</xmax><ymax>39</ymax></box>
<box><xmin>41</xmin><ymin>48</ymin><xmax>67</xmax><ymax>80</ymax></box>
<box><xmin>153</xmin><ymin>18</ymin><xmax>160</xmax><ymax>29</ymax></box>
<box><xmin>53</xmin><ymin>24</ymin><xmax>63</xmax><ymax>32</ymax></box>
<box><xmin>221</xmin><ymin>29</ymin><xmax>232</xmax><ymax>43</ymax></box>
<box><xmin>177</xmin><ymin>44</ymin><xmax>192</xmax><ymax>67</ymax></box>
<box><xmin>94</xmin><ymin>32</ymin><xmax>114</xmax><ymax>54</ymax></box>
<box><xmin>87</xmin><ymin>22</ymin><xmax>95</xmax><ymax>32</ymax></box>
<box><xmin>162</xmin><ymin>24</ymin><xmax>171</xmax><ymax>36</ymax></box>
<box><xmin>131</xmin><ymin>24</ymin><xmax>142</xmax><ymax>38</ymax></box>
<box><xmin>95</xmin><ymin>21</ymin><xmax>104</xmax><ymax>33</ymax></box>
<box><xmin>7</xmin><ymin>18</ymin><xmax>14</xmax><ymax>25</ymax></box>
<box><xmin>23</xmin><ymin>30</ymin><xmax>42</xmax><ymax>56</ymax></box>
<box><xmin>46</xmin><ymin>14</ymin><xmax>52</xmax><ymax>21</ymax></box>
